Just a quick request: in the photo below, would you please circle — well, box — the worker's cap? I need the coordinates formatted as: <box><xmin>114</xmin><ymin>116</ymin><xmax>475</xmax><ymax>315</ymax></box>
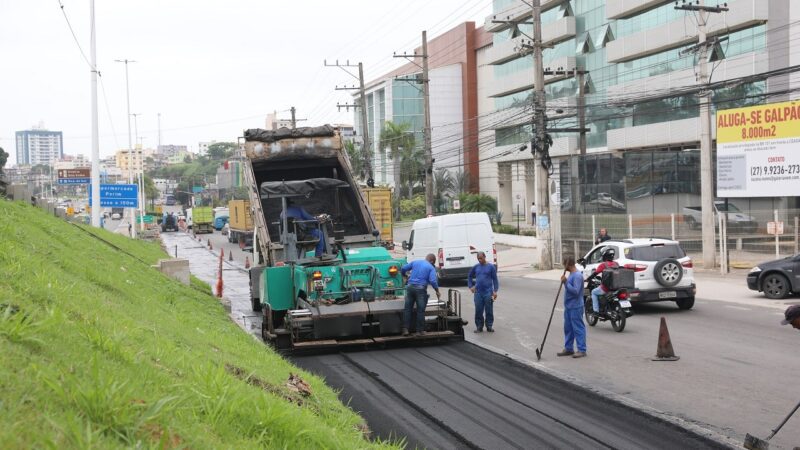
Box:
<box><xmin>781</xmin><ymin>304</ymin><xmax>800</xmax><ymax>325</ymax></box>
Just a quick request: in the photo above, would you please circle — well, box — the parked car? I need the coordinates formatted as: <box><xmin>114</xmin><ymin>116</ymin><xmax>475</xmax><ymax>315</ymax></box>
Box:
<box><xmin>746</xmin><ymin>254</ymin><xmax>800</xmax><ymax>299</ymax></box>
<box><xmin>578</xmin><ymin>238</ymin><xmax>696</xmax><ymax>309</ymax></box>
<box><xmin>111</xmin><ymin>212</ymin><xmax>122</xmax><ymax>220</ymax></box>
<box><xmin>402</xmin><ymin>212</ymin><xmax>495</xmax><ymax>281</ymax></box>
<box><xmin>683</xmin><ymin>201</ymin><xmax>758</xmax><ymax>233</ymax></box>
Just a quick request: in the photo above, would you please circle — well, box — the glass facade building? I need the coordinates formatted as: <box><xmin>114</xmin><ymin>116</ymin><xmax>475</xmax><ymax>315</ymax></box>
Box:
<box><xmin>487</xmin><ymin>0</ymin><xmax>780</xmax><ymax>217</ymax></box>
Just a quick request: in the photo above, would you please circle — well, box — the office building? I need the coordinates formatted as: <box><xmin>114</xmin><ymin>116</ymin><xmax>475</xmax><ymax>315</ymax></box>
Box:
<box><xmin>15</xmin><ymin>129</ymin><xmax>63</xmax><ymax>166</ymax></box>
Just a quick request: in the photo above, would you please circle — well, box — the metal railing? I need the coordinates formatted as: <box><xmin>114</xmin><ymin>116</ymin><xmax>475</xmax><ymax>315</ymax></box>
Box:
<box><xmin>559</xmin><ymin>208</ymin><xmax>800</xmax><ymax>268</ymax></box>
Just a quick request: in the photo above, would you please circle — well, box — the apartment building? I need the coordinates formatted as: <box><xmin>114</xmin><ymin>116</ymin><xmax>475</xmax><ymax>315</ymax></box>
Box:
<box><xmin>15</xmin><ymin>129</ymin><xmax>63</xmax><ymax>166</ymax></box>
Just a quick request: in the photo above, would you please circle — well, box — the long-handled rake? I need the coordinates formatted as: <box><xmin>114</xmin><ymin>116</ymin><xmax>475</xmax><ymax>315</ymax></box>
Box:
<box><xmin>744</xmin><ymin>399</ymin><xmax>800</xmax><ymax>450</ymax></box>
<box><xmin>535</xmin><ymin>269</ymin><xmax>567</xmax><ymax>361</ymax></box>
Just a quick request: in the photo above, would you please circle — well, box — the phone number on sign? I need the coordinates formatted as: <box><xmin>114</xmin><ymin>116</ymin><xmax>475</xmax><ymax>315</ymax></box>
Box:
<box><xmin>750</xmin><ymin>164</ymin><xmax>800</xmax><ymax>176</ymax></box>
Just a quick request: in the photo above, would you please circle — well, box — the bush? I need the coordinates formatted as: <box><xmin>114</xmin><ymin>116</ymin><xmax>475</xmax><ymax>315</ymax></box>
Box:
<box><xmin>492</xmin><ymin>224</ymin><xmax>518</xmax><ymax>235</ymax></box>
<box><xmin>400</xmin><ymin>195</ymin><xmax>426</xmax><ymax>219</ymax></box>
<box><xmin>520</xmin><ymin>228</ymin><xmax>537</xmax><ymax>237</ymax></box>
<box><xmin>459</xmin><ymin>193</ymin><xmax>497</xmax><ymax>217</ymax></box>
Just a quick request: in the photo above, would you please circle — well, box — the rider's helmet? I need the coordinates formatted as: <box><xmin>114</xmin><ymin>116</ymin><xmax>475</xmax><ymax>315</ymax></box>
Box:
<box><xmin>601</xmin><ymin>246</ymin><xmax>616</xmax><ymax>262</ymax></box>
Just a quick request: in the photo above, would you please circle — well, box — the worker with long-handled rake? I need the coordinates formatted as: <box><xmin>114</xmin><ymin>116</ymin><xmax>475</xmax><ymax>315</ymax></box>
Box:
<box><xmin>535</xmin><ymin>256</ymin><xmax>586</xmax><ymax>360</ymax></box>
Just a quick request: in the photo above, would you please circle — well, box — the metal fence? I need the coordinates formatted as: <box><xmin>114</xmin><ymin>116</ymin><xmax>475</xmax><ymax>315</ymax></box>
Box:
<box><xmin>559</xmin><ymin>208</ymin><xmax>800</xmax><ymax>269</ymax></box>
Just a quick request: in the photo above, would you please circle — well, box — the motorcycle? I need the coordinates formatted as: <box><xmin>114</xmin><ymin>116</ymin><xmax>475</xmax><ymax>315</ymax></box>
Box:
<box><xmin>583</xmin><ymin>277</ymin><xmax>633</xmax><ymax>332</ymax></box>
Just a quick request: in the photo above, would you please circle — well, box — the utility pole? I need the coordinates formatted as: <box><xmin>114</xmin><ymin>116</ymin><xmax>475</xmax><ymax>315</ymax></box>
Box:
<box><xmin>89</xmin><ymin>0</ymin><xmax>101</xmax><ymax>228</ymax></box>
<box><xmin>532</xmin><ymin>0</ymin><xmax>551</xmax><ymax>269</ymax></box>
<box><xmin>131</xmin><ymin>112</ymin><xmax>145</xmax><ymax>232</ymax></box>
<box><xmin>326</xmin><ymin>60</ymin><xmax>373</xmax><ymax>184</ymax></box>
<box><xmin>577</xmin><ymin>70</ymin><xmax>587</xmax><ymax>155</ymax></box>
<box><xmin>393</xmin><ymin>33</ymin><xmax>433</xmax><ymax>214</ymax></box>
<box><xmin>115</xmin><ymin>58</ymin><xmax>136</xmax><ymax>238</ymax></box>
<box><xmin>676</xmin><ymin>0</ymin><xmax>729</xmax><ymax>269</ymax></box>
<box><xmin>287</xmin><ymin>107</ymin><xmax>307</xmax><ymax>129</ymax></box>
<box><xmin>421</xmin><ymin>31</ymin><xmax>433</xmax><ymax>216</ymax></box>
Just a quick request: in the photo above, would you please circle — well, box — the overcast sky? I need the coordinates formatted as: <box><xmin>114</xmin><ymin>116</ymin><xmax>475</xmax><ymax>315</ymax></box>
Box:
<box><xmin>1</xmin><ymin>0</ymin><xmax>492</xmax><ymax>166</ymax></box>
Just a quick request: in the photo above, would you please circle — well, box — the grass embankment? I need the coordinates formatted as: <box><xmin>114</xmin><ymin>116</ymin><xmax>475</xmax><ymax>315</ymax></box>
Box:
<box><xmin>0</xmin><ymin>201</ymin><xmax>396</xmax><ymax>449</ymax></box>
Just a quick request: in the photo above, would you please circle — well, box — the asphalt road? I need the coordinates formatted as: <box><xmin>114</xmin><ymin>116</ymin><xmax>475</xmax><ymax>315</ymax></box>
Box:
<box><xmin>164</xmin><ymin>223</ymin><xmax>800</xmax><ymax>449</ymax></box>
<box><xmin>293</xmin><ymin>343</ymin><xmax>728</xmax><ymax>450</ymax></box>
<box><xmin>459</xmin><ymin>273</ymin><xmax>800</xmax><ymax>450</ymax></box>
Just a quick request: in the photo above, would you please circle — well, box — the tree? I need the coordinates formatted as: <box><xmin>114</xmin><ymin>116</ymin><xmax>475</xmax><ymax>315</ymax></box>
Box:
<box><xmin>143</xmin><ymin>176</ymin><xmax>159</xmax><ymax>209</ymax></box>
<box><xmin>0</xmin><ymin>146</ymin><xmax>7</xmax><ymax>173</ymax></box>
<box><xmin>434</xmin><ymin>169</ymin><xmax>454</xmax><ymax>197</ymax></box>
<box><xmin>379</xmin><ymin>121</ymin><xmax>416</xmax><ymax>219</ymax></box>
<box><xmin>344</xmin><ymin>140</ymin><xmax>365</xmax><ymax>182</ymax></box>
<box><xmin>398</xmin><ymin>145</ymin><xmax>424</xmax><ymax>198</ymax></box>
<box><xmin>452</xmin><ymin>170</ymin><xmax>467</xmax><ymax>196</ymax></box>
<box><xmin>232</xmin><ymin>186</ymin><xmax>249</xmax><ymax>200</ymax></box>
<box><xmin>459</xmin><ymin>193</ymin><xmax>497</xmax><ymax>217</ymax></box>
<box><xmin>206</xmin><ymin>142</ymin><xmax>237</xmax><ymax>160</ymax></box>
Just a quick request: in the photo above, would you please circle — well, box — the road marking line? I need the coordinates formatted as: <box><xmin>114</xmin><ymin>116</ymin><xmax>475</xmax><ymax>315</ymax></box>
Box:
<box><xmin>723</xmin><ymin>305</ymin><xmax>751</xmax><ymax>311</ymax></box>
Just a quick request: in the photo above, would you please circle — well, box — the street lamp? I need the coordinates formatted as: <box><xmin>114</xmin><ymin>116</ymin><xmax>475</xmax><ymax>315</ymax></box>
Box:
<box><xmin>115</xmin><ymin>58</ymin><xmax>137</xmax><ymax>238</ymax></box>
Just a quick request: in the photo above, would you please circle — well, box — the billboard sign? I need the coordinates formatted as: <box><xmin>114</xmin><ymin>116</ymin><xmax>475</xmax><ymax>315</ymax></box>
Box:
<box><xmin>57</xmin><ymin>167</ymin><xmax>91</xmax><ymax>185</ymax></box>
<box><xmin>716</xmin><ymin>101</ymin><xmax>800</xmax><ymax>197</ymax></box>
<box><xmin>89</xmin><ymin>184</ymin><xmax>139</xmax><ymax>208</ymax></box>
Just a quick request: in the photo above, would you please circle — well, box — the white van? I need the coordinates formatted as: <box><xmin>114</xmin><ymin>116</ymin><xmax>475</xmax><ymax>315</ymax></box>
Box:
<box><xmin>185</xmin><ymin>208</ymin><xmax>193</xmax><ymax>229</ymax></box>
<box><xmin>402</xmin><ymin>212</ymin><xmax>496</xmax><ymax>281</ymax></box>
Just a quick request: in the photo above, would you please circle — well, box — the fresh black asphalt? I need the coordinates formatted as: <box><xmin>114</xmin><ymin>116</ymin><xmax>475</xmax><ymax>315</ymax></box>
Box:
<box><xmin>293</xmin><ymin>341</ymin><xmax>728</xmax><ymax>449</ymax></box>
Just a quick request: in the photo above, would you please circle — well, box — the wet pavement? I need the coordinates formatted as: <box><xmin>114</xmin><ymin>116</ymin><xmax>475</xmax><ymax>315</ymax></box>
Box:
<box><xmin>160</xmin><ymin>230</ymin><xmax>263</xmax><ymax>338</ymax></box>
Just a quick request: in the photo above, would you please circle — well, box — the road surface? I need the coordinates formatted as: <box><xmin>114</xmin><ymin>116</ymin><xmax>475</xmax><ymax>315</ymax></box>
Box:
<box><xmin>293</xmin><ymin>343</ymin><xmax>728</xmax><ymax>449</ymax></box>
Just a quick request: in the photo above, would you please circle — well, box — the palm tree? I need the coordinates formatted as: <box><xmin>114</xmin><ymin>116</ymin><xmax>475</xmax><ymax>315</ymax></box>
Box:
<box><xmin>434</xmin><ymin>168</ymin><xmax>454</xmax><ymax>196</ymax></box>
<box><xmin>452</xmin><ymin>170</ymin><xmax>467</xmax><ymax>196</ymax></box>
<box><xmin>380</xmin><ymin>121</ymin><xmax>416</xmax><ymax>218</ymax></box>
<box><xmin>399</xmin><ymin>146</ymin><xmax>425</xmax><ymax>198</ymax></box>
<box><xmin>344</xmin><ymin>140</ymin><xmax>365</xmax><ymax>182</ymax></box>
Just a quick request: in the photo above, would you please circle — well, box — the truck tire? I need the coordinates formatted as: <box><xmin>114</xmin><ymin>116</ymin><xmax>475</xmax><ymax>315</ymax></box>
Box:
<box><xmin>251</xmin><ymin>295</ymin><xmax>262</xmax><ymax>312</ymax></box>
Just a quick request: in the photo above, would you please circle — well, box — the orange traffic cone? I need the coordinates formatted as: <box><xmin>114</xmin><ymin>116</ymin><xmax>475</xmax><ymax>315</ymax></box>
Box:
<box><xmin>244</xmin><ymin>257</ymin><xmax>250</xmax><ymax>269</ymax></box>
<box><xmin>652</xmin><ymin>317</ymin><xmax>680</xmax><ymax>361</ymax></box>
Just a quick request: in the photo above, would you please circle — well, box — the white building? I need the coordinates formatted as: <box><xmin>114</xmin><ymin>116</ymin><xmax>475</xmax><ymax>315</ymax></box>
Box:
<box><xmin>15</xmin><ymin>129</ymin><xmax>63</xmax><ymax>166</ymax></box>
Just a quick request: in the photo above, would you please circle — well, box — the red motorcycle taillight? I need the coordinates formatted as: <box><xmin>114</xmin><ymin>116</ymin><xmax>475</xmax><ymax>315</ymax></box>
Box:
<box><xmin>617</xmin><ymin>290</ymin><xmax>628</xmax><ymax>300</ymax></box>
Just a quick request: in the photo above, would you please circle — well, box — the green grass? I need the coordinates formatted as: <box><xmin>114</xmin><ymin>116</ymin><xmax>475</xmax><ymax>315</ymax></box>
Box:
<box><xmin>0</xmin><ymin>200</ymin><xmax>397</xmax><ymax>449</ymax></box>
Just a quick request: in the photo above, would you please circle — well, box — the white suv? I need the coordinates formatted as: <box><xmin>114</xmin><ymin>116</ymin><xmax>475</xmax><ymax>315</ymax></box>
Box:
<box><xmin>579</xmin><ymin>238</ymin><xmax>696</xmax><ymax>310</ymax></box>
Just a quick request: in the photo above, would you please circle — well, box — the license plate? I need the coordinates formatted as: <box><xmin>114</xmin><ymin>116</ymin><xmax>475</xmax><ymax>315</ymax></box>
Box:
<box><xmin>659</xmin><ymin>291</ymin><xmax>677</xmax><ymax>299</ymax></box>
<box><xmin>619</xmin><ymin>300</ymin><xmax>632</xmax><ymax>308</ymax></box>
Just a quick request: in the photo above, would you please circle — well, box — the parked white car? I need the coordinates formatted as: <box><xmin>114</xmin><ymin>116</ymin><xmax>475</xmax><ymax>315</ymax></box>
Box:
<box><xmin>578</xmin><ymin>238</ymin><xmax>696</xmax><ymax>309</ymax></box>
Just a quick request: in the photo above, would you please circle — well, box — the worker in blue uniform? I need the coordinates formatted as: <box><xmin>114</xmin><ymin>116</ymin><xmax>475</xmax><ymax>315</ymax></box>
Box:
<box><xmin>400</xmin><ymin>254</ymin><xmax>441</xmax><ymax>336</ymax></box>
<box><xmin>281</xmin><ymin>199</ymin><xmax>325</xmax><ymax>256</ymax></box>
<box><xmin>467</xmin><ymin>251</ymin><xmax>499</xmax><ymax>333</ymax></box>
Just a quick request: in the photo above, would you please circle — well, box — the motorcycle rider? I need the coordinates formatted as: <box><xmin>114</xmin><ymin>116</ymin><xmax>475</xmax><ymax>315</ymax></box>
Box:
<box><xmin>587</xmin><ymin>247</ymin><xmax>618</xmax><ymax>317</ymax></box>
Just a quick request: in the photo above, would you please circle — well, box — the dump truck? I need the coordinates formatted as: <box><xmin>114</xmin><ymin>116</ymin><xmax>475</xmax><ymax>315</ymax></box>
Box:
<box><xmin>192</xmin><ymin>206</ymin><xmax>214</xmax><ymax>234</ymax></box>
<box><xmin>242</xmin><ymin>125</ymin><xmax>464</xmax><ymax>351</ymax></box>
<box><xmin>363</xmin><ymin>187</ymin><xmax>394</xmax><ymax>249</ymax></box>
<box><xmin>227</xmin><ymin>199</ymin><xmax>254</xmax><ymax>248</ymax></box>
